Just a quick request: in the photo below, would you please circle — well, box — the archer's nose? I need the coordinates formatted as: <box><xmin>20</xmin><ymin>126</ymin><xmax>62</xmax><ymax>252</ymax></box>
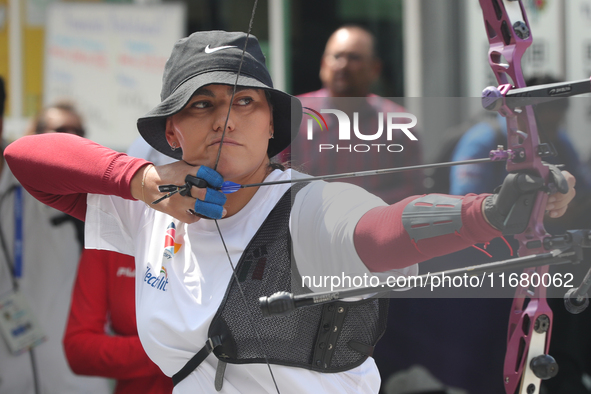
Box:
<box><xmin>212</xmin><ymin>107</ymin><xmax>235</xmax><ymax>133</ymax></box>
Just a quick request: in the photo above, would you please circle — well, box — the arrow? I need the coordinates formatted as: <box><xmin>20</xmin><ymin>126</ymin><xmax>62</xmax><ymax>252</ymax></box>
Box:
<box><xmin>220</xmin><ymin>157</ymin><xmax>496</xmax><ymax>194</ymax></box>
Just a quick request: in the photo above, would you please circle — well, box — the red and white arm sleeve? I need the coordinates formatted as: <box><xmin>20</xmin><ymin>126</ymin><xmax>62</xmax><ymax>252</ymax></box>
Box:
<box><xmin>354</xmin><ymin>194</ymin><xmax>502</xmax><ymax>272</ymax></box>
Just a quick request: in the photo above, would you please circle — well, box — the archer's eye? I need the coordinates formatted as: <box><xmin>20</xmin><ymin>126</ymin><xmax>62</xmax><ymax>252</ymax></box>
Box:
<box><xmin>191</xmin><ymin>100</ymin><xmax>210</xmax><ymax>109</ymax></box>
<box><xmin>236</xmin><ymin>97</ymin><xmax>253</xmax><ymax>106</ymax></box>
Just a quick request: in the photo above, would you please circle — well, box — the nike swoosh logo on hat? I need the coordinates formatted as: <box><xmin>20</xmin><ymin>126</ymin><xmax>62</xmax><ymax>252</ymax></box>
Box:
<box><xmin>204</xmin><ymin>45</ymin><xmax>237</xmax><ymax>53</ymax></box>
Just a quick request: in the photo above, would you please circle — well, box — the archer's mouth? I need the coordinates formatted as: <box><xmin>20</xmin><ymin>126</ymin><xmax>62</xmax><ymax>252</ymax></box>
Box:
<box><xmin>209</xmin><ymin>138</ymin><xmax>242</xmax><ymax>147</ymax></box>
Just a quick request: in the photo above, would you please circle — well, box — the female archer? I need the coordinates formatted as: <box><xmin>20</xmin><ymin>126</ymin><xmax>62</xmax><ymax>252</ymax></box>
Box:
<box><xmin>4</xmin><ymin>31</ymin><xmax>575</xmax><ymax>394</ymax></box>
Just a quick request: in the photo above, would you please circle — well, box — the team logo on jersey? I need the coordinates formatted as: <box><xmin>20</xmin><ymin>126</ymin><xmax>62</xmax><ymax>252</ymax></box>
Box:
<box><xmin>161</xmin><ymin>222</ymin><xmax>183</xmax><ymax>278</ymax></box>
<box><xmin>143</xmin><ymin>222</ymin><xmax>182</xmax><ymax>292</ymax></box>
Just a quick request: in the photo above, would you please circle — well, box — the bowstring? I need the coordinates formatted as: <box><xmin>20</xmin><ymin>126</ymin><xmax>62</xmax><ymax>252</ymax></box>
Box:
<box><xmin>213</xmin><ymin>0</ymin><xmax>258</xmax><ymax>170</ymax></box>
<box><xmin>211</xmin><ymin>1</ymin><xmax>281</xmax><ymax>393</ymax></box>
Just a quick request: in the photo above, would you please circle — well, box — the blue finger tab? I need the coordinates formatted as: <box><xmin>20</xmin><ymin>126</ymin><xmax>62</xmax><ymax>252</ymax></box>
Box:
<box><xmin>191</xmin><ymin>167</ymin><xmax>226</xmax><ymax>219</ymax></box>
<box><xmin>194</xmin><ymin>199</ymin><xmax>224</xmax><ymax>219</ymax></box>
<box><xmin>204</xmin><ymin>188</ymin><xmax>227</xmax><ymax>206</ymax></box>
<box><xmin>196</xmin><ymin>166</ymin><xmax>224</xmax><ymax>188</ymax></box>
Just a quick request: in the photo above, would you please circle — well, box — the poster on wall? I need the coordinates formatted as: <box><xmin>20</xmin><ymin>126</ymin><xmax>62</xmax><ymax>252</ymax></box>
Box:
<box><xmin>44</xmin><ymin>3</ymin><xmax>185</xmax><ymax>151</ymax></box>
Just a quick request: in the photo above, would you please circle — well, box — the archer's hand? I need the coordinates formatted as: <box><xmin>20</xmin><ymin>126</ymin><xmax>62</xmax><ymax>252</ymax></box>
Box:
<box><xmin>132</xmin><ymin>162</ymin><xmax>227</xmax><ymax>223</ymax></box>
<box><xmin>546</xmin><ymin>170</ymin><xmax>576</xmax><ymax>218</ymax></box>
<box><xmin>483</xmin><ymin>170</ymin><xmax>575</xmax><ymax>234</ymax></box>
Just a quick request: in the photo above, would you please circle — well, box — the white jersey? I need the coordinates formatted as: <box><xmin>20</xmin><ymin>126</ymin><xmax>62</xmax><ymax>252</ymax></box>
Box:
<box><xmin>0</xmin><ymin>163</ymin><xmax>112</xmax><ymax>394</ymax></box>
<box><xmin>85</xmin><ymin>169</ymin><xmax>417</xmax><ymax>394</ymax></box>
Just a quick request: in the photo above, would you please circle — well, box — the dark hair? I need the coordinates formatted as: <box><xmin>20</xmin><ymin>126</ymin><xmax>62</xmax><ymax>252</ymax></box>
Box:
<box><xmin>262</xmin><ymin>90</ymin><xmax>290</xmax><ymax>171</ymax></box>
<box><xmin>264</xmin><ymin>89</ymin><xmax>278</xmax><ymax>163</ymax></box>
<box><xmin>34</xmin><ymin>101</ymin><xmax>86</xmax><ymax>137</ymax></box>
<box><xmin>268</xmin><ymin>161</ymin><xmax>286</xmax><ymax>171</ymax></box>
<box><xmin>264</xmin><ymin>90</ymin><xmax>273</xmax><ymax>105</ymax></box>
<box><xmin>0</xmin><ymin>77</ymin><xmax>5</xmax><ymax>117</ymax></box>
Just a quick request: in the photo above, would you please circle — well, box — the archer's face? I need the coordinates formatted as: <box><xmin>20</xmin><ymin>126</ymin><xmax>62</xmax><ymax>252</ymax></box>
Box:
<box><xmin>165</xmin><ymin>84</ymin><xmax>274</xmax><ymax>183</ymax></box>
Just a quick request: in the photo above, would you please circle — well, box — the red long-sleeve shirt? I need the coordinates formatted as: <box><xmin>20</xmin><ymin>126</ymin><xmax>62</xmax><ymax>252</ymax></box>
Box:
<box><xmin>64</xmin><ymin>248</ymin><xmax>172</xmax><ymax>393</ymax></box>
<box><xmin>7</xmin><ymin>134</ymin><xmax>147</xmax><ymax>221</ymax></box>
<box><xmin>4</xmin><ymin>133</ymin><xmax>500</xmax><ymax>273</ymax></box>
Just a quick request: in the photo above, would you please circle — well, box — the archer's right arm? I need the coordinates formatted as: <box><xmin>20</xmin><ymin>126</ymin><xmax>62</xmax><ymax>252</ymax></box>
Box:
<box><xmin>4</xmin><ymin>133</ymin><xmax>149</xmax><ymax>221</ymax></box>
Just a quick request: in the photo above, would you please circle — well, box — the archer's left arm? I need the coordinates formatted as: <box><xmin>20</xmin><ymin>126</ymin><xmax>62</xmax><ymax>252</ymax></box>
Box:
<box><xmin>354</xmin><ymin>171</ymin><xmax>576</xmax><ymax>273</ymax></box>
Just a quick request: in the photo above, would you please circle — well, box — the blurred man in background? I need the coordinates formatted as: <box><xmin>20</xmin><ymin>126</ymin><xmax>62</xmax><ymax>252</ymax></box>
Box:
<box><xmin>283</xmin><ymin>25</ymin><xmax>424</xmax><ymax>203</ymax></box>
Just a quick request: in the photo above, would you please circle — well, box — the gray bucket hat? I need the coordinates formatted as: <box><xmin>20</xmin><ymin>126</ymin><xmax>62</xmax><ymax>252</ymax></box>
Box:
<box><xmin>137</xmin><ymin>30</ymin><xmax>302</xmax><ymax>160</ymax></box>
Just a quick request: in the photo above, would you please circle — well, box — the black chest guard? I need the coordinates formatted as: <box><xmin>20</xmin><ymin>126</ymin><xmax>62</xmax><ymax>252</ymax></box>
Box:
<box><xmin>173</xmin><ymin>184</ymin><xmax>389</xmax><ymax>387</ymax></box>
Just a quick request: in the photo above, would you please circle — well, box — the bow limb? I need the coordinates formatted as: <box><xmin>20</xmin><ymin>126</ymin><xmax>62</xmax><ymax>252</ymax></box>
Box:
<box><xmin>479</xmin><ymin>1</ymin><xmax>556</xmax><ymax>393</ymax></box>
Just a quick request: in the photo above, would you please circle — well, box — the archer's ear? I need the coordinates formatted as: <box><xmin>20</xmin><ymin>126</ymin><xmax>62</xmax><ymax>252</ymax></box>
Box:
<box><xmin>164</xmin><ymin>117</ymin><xmax>178</xmax><ymax>147</ymax></box>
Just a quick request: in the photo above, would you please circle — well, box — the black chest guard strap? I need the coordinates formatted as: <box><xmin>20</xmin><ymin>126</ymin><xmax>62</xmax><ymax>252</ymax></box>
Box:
<box><xmin>173</xmin><ymin>183</ymin><xmax>389</xmax><ymax>387</ymax></box>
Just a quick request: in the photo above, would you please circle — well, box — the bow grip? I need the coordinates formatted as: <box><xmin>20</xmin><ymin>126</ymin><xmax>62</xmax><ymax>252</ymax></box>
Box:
<box><xmin>548</xmin><ymin>164</ymin><xmax>569</xmax><ymax>195</ymax></box>
<box><xmin>484</xmin><ymin>173</ymin><xmax>545</xmax><ymax>235</ymax></box>
<box><xmin>497</xmin><ymin>173</ymin><xmax>544</xmax><ymax>215</ymax></box>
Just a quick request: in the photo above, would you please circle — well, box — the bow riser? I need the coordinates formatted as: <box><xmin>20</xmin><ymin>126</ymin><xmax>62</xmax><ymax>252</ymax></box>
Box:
<box><xmin>509</xmin><ymin>107</ymin><xmax>550</xmax><ymax>257</ymax></box>
<box><xmin>481</xmin><ymin>0</ymin><xmax>531</xmax><ymax>87</ymax></box>
<box><xmin>479</xmin><ymin>1</ymin><xmax>555</xmax><ymax>393</ymax></box>
<box><xmin>504</xmin><ymin>266</ymin><xmax>553</xmax><ymax>394</ymax></box>
<box><xmin>481</xmin><ymin>0</ymin><xmax>550</xmax><ymax>256</ymax></box>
